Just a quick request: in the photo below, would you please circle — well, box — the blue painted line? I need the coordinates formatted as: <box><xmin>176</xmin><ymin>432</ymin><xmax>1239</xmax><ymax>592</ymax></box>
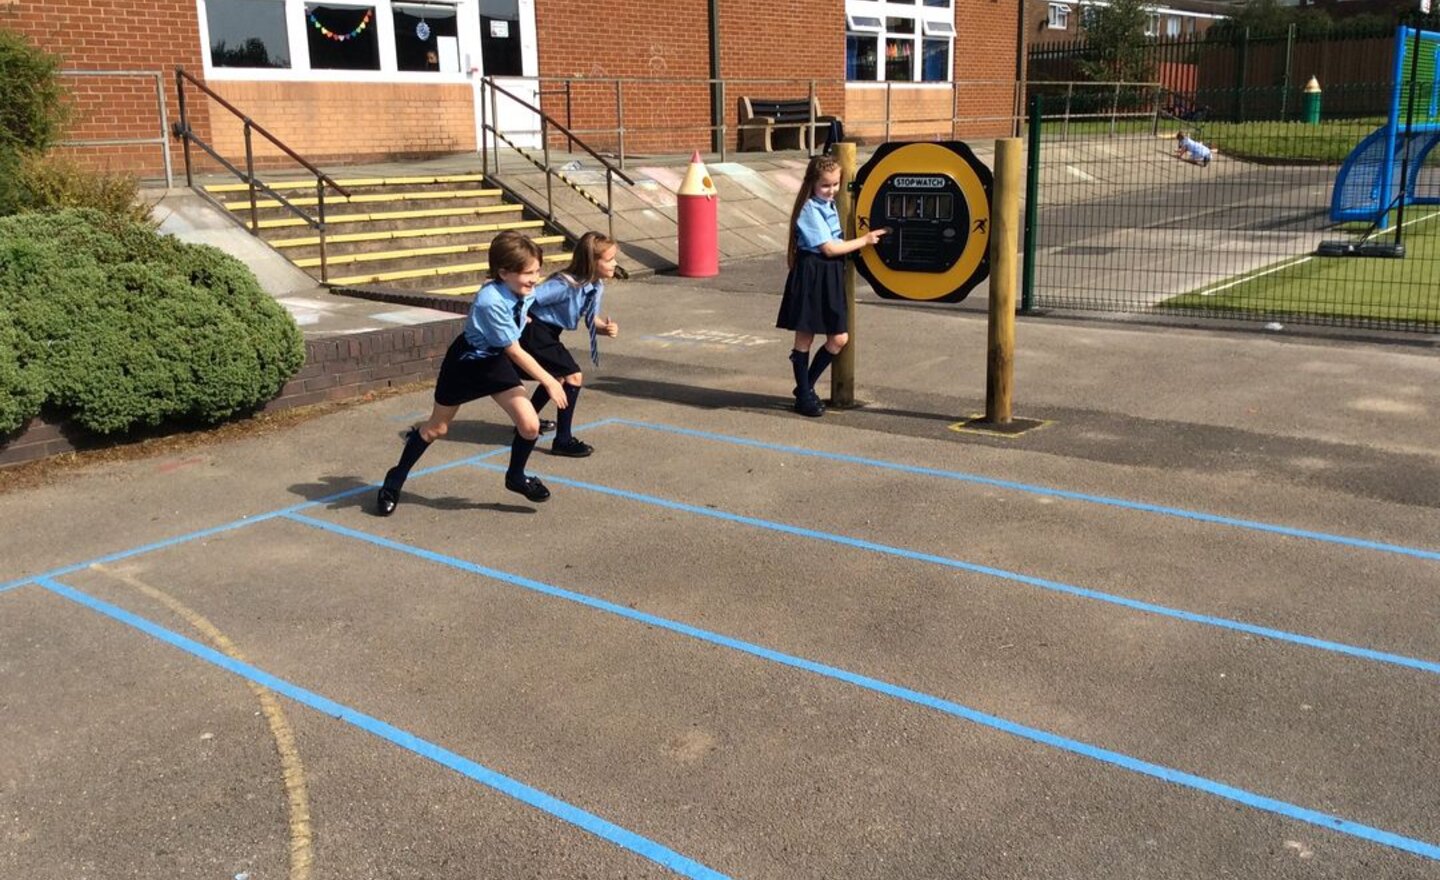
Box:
<box><xmin>33</xmin><ymin>574</ymin><xmax>730</xmax><ymax>880</ymax></box>
<box><xmin>0</xmin><ymin>419</ymin><xmax>622</xmax><ymax>594</ymax></box>
<box><xmin>1</xmin><ymin>581</ymin><xmax>31</xmax><ymax>596</ymax></box>
<box><xmin>474</xmin><ymin>463</ymin><xmax>1440</xmax><ymax>679</ymax></box>
<box><xmin>281</xmin><ymin>512</ymin><xmax>1440</xmax><ymax>863</ymax></box>
<box><xmin>613</xmin><ymin>419</ymin><xmax>1440</xmax><ymax>563</ymax></box>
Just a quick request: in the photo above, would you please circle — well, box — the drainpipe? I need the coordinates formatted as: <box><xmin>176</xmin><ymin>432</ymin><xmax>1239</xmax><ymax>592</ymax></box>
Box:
<box><xmin>709</xmin><ymin>0</ymin><xmax>723</xmax><ymax>154</ymax></box>
<box><xmin>1014</xmin><ymin>0</ymin><xmax>1028</xmax><ymax>137</ymax></box>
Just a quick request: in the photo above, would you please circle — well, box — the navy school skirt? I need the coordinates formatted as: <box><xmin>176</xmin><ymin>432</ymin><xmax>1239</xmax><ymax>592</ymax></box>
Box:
<box><xmin>775</xmin><ymin>249</ymin><xmax>847</xmax><ymax>335</ymax></box>
<box><xmin>433</xmin><ymin>334</ymin><xmax>525</xmax><ymax>406</ymax></box>
<box><xmin>520</xmin><ymin>319</ymin><xmax>581</xmax><ymax>378</ymax></box>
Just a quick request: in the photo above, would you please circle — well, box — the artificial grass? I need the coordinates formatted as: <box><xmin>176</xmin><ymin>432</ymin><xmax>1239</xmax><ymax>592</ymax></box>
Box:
<box><xmin>1160</xmin><ymin>213</ymin><xmax>1440</xmax><ymax>325</ymax></box>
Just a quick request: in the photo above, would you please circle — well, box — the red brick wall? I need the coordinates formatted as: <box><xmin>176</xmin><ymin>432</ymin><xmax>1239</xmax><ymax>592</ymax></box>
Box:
<box><xmin>3</xmin><ymin>1</ymin><xmax>1021</xmax><ymax>171</ymax></box>
<box><xmin>3</xmin><ymin>0</ymin><xmax>210</xmax><ymax>181</ymax></box>
<box><xmin>0</xmin><ymin>319</ymin><xmax>465</xmax><ymax>469</ymax></box>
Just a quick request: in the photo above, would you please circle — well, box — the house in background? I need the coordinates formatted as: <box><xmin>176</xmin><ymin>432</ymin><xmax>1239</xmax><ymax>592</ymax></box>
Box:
<box><xmin>1028</xmin><ymin>0</ymin><xmax>1233</xmax><ymax>46</ymax></box>
<box><xmin>1</xmin><ymin>0</ymin><xmax>1025</xmax><ymax>181</ymax></box>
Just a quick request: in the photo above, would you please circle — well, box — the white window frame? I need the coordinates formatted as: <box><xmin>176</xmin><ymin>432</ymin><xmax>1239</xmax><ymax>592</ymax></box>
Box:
<box><xmin>1144</xmin><ymin>12</ymin><xmax>1160</xmax><ymax>37</ymax></box>
<box><xmin>1047</xmin><ymin>3</ymin><xmax>1070</xmax><ymax>30</ymax></box>
<box><xmin>197</xmin><ymin>0</ymin><xmax>480</xmax><ymax>84</ymax></box>
<box><xmin>845</xmin><ymin>0</ymin><xmax>953</xmax><ymax>84</ymax></box>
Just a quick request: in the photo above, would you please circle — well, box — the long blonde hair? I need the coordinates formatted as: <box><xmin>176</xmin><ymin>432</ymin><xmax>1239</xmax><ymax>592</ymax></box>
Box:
<box><xmin>555</xmin><ymin>230</ymin><xmax>617</xmax><ymax>285</ymax></box>
<box><xmin>786</xmin><ymin>154</ymin><xmax>842</xmax><ymax>269</ymax></box>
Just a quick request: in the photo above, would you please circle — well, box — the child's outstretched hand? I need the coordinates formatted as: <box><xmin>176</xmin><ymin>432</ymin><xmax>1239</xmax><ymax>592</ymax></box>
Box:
<box><xmin>864</xmin><ymin>228</ymin><xmax>888</xmax><ymax>246</ymax></box>
<box><xmin>597</xmin><ymin>316</ymin><xmax>619</xmax><ymax>338</ymax></box>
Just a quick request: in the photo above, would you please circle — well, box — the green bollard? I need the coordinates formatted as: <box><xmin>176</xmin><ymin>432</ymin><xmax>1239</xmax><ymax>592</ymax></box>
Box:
<box><xmin>1302</xmin><ymin>76</ymin><xmax>1322</xmax><ymax>124</ymax></box>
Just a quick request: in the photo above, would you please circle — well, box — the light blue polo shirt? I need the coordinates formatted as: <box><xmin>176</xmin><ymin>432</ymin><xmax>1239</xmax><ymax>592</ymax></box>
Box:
<box><xmin>795</xmin><ymin>197</ymin><xmax>842</xmax><ymax>252</ymax></box>
<box><xmin>529</xmin><ymin>274</ymin><xmax>604</xmax><ymax>331</ymax></box>
<box><xmin>462</xmin><ymin>279</ymin><xmax>532</xmax><ymax>358</ymax></box>
<box><xmin>1179</xmin><ymin>135</ymin><xmax>1211</xmax><ymax>161</ymax></box>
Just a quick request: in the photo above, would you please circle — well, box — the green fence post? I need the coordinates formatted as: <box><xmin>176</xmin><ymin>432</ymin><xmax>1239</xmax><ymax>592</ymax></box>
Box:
<box><xmin>1022</xmin><ymin>94</ymin><xmax>1040</xmax><ymax>314</ymax></box>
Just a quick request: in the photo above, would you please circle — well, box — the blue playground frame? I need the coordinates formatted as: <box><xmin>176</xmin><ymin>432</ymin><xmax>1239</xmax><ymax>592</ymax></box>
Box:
<box><xmin>1330</xmin><ymin>26</ymin><xmax>1440</xmax><ymax>224</ymax></box>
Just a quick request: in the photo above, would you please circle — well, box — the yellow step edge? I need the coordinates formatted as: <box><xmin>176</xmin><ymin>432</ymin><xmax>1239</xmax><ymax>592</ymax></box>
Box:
<box><xmin>269</xmin><ymin>219</ymin><xmax>544</xmax><ymax>249</ymax></box>
<box><xmin>293</xmin><ymin>235</ymin><xmax>566</xmax><ymax>269</ymax></box>
<box><xmin>205</xmin><ymin>174</ymin><xmax>486</xmax><ymax>193</ymax></box>
<box><xmin>256</xmin><ymin>204</ymin><xmax>521</xmax><ymax>230</ymax></box>
<box><xmin>329</xmin><ymin>252</ymin><xmax>568</xmax><ymax>286</ymax></box>
<box><xmin>224</xmin><ymin>189</ymin><xmax>502</xmax><ymax>211</ymax></box>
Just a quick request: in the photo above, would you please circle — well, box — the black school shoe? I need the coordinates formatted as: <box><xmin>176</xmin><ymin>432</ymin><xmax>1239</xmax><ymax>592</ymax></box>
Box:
<box><xmin>550</xmin><ymin>436</ymin><xmax>594</xmax><ymax>457</ymax></box>
<box><xmin>539</xmin><ymin>419</ymin><xmax>556</xmax><ymax>434</ymax></box>
<box><xmin>505</xmin><ymin>474</ymin><xmax>551</xmax><ymax>502</ymax></box>
<box><xmin>376</xmin><ymin>467</ymin><xmax>403</xmax><ymax>516</ymax></box>
<box><xmin>795</xmin><ymin>391</ymin><xmax>826</xmax><ymax>418</ymax></box>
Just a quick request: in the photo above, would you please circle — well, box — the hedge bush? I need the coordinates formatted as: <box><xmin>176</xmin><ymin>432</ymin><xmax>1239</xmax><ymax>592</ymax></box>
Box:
<box><xmin>11</xmin><ymin>152</ymin><xmax>153</xmax><ymax>225</ymax></box>
<box><xmin>0</xmin><ymin>209</ymin><xmax>306</xmax><ymax>436</ymax></box>
<box><xmin>1</xmin><ymin>29</ymin><xmax>69</xmax><ymax>216</ymax></box>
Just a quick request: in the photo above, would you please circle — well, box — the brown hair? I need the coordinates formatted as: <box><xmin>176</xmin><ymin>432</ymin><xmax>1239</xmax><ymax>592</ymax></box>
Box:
<box><xmin>487</xmin><ymin>230</ymin><xmax>543</xmax><ymax>278</ymax></box>
<box><xmin>556</xmin><ymin>231</ymin><xmax>618</xmax><ymax>285</ymax></box>
<box><xmin>787</xmin><ymin>154</ymin><xmax>842</xmax><ymax>269</ymax></box>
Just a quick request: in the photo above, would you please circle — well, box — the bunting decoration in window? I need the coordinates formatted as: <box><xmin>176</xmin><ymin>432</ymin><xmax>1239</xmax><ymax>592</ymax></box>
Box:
<box><xmin>308</xmin><ymin>7</ymin><xmax>373</xmax><ymax>42</ymax></box>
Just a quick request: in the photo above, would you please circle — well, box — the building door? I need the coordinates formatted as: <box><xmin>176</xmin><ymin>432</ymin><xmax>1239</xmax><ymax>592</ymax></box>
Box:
<box><xmin>473</xmin><ymin>0</ymin><xmax>539</xmax><ymax>149</ymax></box>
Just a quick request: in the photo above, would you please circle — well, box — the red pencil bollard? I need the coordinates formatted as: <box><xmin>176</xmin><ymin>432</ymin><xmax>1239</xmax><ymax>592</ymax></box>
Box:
<box><xmin>677</xmin><ymin>150</ymin><xmax>719</xmax><ymax>277</ymax></box>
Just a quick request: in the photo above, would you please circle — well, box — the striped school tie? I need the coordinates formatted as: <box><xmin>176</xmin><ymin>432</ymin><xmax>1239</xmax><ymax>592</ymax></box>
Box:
<box><xmin>581</xmin><ymin>286</ymin><xmax>599</xmax><ymax>366</ymax></box>
<box><xmin>513</xmin><ymin>298</ymin><xmax>525</xmax><ymax>328</ymax></box>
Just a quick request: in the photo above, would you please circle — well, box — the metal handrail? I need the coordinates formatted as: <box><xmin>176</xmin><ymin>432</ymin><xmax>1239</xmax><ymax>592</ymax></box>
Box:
<box><xmin>481</xmin><ymin>76</ymin><xmax>636</xmax><ymax>243</ymax></box>
<box><xmin>58</xmin><ymin>70</ymin><xmax>174</xmax><ymax>188</ymax></box>
<box><xmin>172</xmin><ymin>67</ymin><xmax>351</xmax><ymax>282</ymax></box>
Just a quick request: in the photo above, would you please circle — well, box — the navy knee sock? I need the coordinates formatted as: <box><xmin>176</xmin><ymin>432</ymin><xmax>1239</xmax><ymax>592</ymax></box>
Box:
<box><xmin>507</xmin><ymin>432</ymin><xmax>538</xmax><ymax>482</ymax></box>
<box><xmin>807</xmin><ymin>348</ymin><xmax>837</xmax><ymax>388</ymax></box>
<box><xmin>555</xmin><ymin>384</ymin><xmax>581</xmax><ymax>442</ymax></box>
<box><xmin>530</xmin><ymin>384</ymin><xmax>552</xmax><ymax>415</ymax></box>
<box><xmin>386</xmin><ymin>427</ymin><xmax>431</xmax><ymax>489</ymax></box>
<box><xmin>789</xmin><ymin>349</ymin><xmax>809</xmax><ymax>395</ymax></box>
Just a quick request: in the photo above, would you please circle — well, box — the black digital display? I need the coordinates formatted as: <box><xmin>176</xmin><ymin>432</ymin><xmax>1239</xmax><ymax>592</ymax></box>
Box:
<box><xmin>870</xmin><ymin>173</ymin><xmax>969</xmax><ymax>273</ymax></box>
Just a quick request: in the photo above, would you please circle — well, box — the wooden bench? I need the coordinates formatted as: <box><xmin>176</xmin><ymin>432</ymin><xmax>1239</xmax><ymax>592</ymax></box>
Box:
<box><xmin>738</xmin><ymin>97</ymin><xmax>840</xmax><ymax>152</ymax></box>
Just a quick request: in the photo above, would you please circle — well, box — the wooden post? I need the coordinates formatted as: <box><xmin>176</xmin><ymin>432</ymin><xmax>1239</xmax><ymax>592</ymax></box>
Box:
<box><xmin>832</xmin><ymin>142</ymin><xmax>858</xmax><ymax>408</ymax></box>
<box><xmin>987</xmin><ymin>138</ymin><xmax>1021</xmax><ymax>424</ymax></box>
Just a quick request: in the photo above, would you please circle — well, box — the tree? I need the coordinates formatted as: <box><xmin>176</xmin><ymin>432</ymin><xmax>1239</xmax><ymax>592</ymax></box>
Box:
<box><xmin>1079</xmin><ymin>0</ymin><xmax>1155</xmax><ymax>84</ymax></box>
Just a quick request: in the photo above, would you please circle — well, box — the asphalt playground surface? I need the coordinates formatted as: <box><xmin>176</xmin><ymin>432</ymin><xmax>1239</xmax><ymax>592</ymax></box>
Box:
<box><xmin>3</xmin><ymin>255</ymin><xmax>1440</xmax><ymax>879</ymax></box>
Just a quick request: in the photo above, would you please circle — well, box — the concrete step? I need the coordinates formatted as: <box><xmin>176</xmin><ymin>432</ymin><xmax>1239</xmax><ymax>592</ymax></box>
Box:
<box><xmin>228</xmin><ymin>192</ymin><xmax>507</xmax><ymax>224</ymax></box>
<box><xmin>205</xmin><ymin>173</ymin><xmax>488</xmax><ymax>197</ymax></box>
<box><xmin>268</xmin><ymin>219</ymin><xmax>547</xmax><ymax>261</ymax></box>
<box><xmin>255</xmin><ymin>203</ymin><xmax>525</xmax><ymax>232</ymax></box>
<box><xmin>295</xmin><ymin>235</ymin><xmax>567</xmax><ymax>272</ymax></box>
<box><xmin>326</xmin><ymin>251</ymin><xmax>570</xmax><ymax>288</ymax></box>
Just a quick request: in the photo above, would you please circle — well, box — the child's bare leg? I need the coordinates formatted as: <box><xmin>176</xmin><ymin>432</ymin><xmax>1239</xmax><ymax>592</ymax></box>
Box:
<box><xmin>793</xmin><ymin>331</ymin><xmax>815</xmax><ymax>353</ymax></box>
<box><xmin>417</xmin><ymin>403</ymin><xmax>460</xmax><ymax>442</ymax></box>
<box><xmin>495</xmin><ymin>386</ymin><xmax>540</xmax><ymax>440</ymax></box>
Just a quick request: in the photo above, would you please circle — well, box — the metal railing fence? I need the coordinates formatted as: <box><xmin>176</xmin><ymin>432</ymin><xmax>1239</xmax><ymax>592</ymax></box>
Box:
<box><xmin>56</xmin><ymin>70</ymin><xmax>173</xmax><ymax>188</ymax></box>
<box><xmin>486</xmin><ymin>76</ymin><xmax>1027</xmax><ymax>169</ymax></box>
<box><xmin>1027</xmin><ymin>86</ymin><xmax>1440</xmax><ymax>333</ymax></box>
<box><xmin>173</xmin><ymin>68</ymin><xmax>350</xmax><ymax>282</ymax></box>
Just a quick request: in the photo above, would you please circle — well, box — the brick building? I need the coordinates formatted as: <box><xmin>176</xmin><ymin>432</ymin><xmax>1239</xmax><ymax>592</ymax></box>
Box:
<box><xmin>1</xmin><ymin>0</ymin><xmax>1023</xmax><ymax>178</ymax></box>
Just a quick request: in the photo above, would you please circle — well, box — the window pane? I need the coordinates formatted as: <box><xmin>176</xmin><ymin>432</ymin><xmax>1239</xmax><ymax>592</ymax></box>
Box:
<box><xmin>480</xmin><ymin>0</ymin><xmax>523</xmax><ymax>77</ymax></box>
<box><xmin>208</xmin><ymin>0</ymin><xmax>290</xmax><ymax>68</ymax></box>
<box><xmin>846</xmin><ymin>34</ymin><xmax>878</xmax><ymax>81</ymax></box>
<box><xmin>886</xmin><ymin>17</ymin><xmax>915</xmax><ymax>34</ymax></box>
<box><xmin>885</xmin><ymin>38</ymin><xmax>914</xmax><ymax>81</ymax></box>
<box><xmin>921</xmin><ymin>38</ymin><xmax>948</xmax><ymax>82</ymax></box>
<box><xmin>306</xmin><ymin>4</ymin><xmax>380</xmax><ymax>70</ymax></box>
<box><xmin>393</xmin><ymin>3</ymin><xmax>459</xmax><ymax>72</ymax></box>
<box><xmin>922</xmin><ymin>0</ymin><xmax>950</xmax><ymax>6</ymax></box>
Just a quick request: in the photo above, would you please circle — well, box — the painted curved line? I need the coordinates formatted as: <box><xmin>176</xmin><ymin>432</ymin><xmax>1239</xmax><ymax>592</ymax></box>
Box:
<box><xmin>93</xmin><ymin>564</ymin><xmax>315</xmax><ymax>880</ymax></box>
